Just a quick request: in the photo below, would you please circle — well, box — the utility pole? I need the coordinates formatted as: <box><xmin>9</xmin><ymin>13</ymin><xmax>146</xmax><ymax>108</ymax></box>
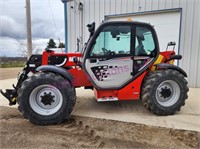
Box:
<box><xmin>26</xmin><ymin>0</ymin><xmax>32</xmax><ymax>58</ymax></box>
<box><xmin>61</xmin><ymin>0</ymin><xmax>72</xmax><ymax>53</ymax></box>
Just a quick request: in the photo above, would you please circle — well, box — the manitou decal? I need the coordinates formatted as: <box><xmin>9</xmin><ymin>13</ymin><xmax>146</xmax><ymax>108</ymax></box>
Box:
<box><xmin>91</xmin><ymin>65</ymin><xmax>129</xmax><ymax>81</ymax></box>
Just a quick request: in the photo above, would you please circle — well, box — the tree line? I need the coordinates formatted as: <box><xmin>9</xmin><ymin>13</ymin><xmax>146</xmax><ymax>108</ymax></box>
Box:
<box><xmin>47</xmin><ymin>39</ymin><xmax>65</xmax><ymax>49</ymax></box>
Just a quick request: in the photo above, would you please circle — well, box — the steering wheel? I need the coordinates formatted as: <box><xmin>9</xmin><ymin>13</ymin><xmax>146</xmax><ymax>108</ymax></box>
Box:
<box><xmin>102</xmin><ymin>48</ymin><xmax>109</xmax><ymax>53</ymax></box>
<box><xmin>101</xmin><ymin>48</ymin><xmax>117</xmax><ymax>56</ymax></box>
<box><xmin>101</xmin><ymin>48</ymin><xmax>111</xmax><ymax>55</ymax></box>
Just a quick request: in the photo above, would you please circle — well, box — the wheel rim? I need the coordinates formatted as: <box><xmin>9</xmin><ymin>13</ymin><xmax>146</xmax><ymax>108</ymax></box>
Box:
<box><xmin>156</xmin><ymin>80</ymin><xmax>180</xmax><ymax>107</ymax></box>
<box><xmin>29</xmin><ymin>85</ymin><xmax>63</xmax><ymax>116</ymax></box>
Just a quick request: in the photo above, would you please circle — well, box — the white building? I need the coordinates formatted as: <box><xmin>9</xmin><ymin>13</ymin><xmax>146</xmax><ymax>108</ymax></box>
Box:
<box><xmin>65</xmin><ymin>0</ymin><xmax>200</xmax><ymax>87</ymax></box>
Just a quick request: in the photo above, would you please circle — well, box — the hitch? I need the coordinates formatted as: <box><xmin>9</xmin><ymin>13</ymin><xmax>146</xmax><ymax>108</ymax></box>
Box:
<box><xmin>0</xmin><ymin>89</ymin><xmax>17</xmax><ymax>106</ymax></box>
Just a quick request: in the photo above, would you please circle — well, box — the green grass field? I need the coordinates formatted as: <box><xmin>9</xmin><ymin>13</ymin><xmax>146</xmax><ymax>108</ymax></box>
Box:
<box><xmin>0</xmin><ymin>57</ymin><xmax>26</xmax><ymax>68</ymax></box>
<box><xmin>0</xmin><ymin>61</ymin><xmax>26</xmax><ymax>68</ymax></box>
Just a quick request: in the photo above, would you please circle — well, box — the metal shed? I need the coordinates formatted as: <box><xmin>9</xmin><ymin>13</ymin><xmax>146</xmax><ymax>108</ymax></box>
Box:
<box><xmin>65</xmin><ymin>0</ymin><xmax>200</xmax><ymax>87</ymax></box>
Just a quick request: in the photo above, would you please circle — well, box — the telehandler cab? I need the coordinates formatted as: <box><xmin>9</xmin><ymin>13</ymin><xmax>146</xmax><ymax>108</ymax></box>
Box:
<box><xmin>1</xmin><ymin>21</ymin><xmax>188</xmax><ymax>125</ymax></box>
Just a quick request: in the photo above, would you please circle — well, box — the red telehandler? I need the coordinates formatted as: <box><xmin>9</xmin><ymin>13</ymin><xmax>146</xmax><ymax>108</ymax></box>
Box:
<box><xmin>1</xmin><ymin>21</ymin><xmax>189</xmax><ymax>125</ymax></box>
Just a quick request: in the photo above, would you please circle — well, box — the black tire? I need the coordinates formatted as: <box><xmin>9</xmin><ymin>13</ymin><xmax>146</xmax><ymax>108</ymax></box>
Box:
<box><xmin>141</xmin><ymin>69</ymin><xmax>189</xmax><ymax>115</ymax></box>
<box><xmin>70</xmin><ymin>88</ymin><xmax>77</xmax><ymax>113</ymax></box>
<box><xmin>17</xmin><ymin>72</ymin><xmax>76</xmax><ymax>125</ymax></box>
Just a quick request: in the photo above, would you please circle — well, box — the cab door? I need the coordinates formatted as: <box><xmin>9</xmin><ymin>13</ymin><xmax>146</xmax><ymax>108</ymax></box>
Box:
<box><xmin>84</xmin><ymin>24</ymin><xmax>134</xmax><ymax>89</ymax></box>
<box><xmin>133</xmin><ymin>26</ymin><xmax>158</xmax><ymax>73</ymax></box>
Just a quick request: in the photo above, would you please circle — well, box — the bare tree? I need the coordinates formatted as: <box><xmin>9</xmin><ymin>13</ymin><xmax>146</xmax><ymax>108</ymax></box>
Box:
<box><xmin>15</xmin><ymin>39</ymin><xmax>43</xmax><ymax>57</ymax></box>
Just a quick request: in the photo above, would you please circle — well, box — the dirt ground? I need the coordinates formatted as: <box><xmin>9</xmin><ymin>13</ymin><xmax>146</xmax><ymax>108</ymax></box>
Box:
<box><xmin>0</xmin><ymin>106</ymin><xmax>199</xmax><ymax>149</ymax></box>
<box><xmin>0</xmin><ymin>67</ymin><xmax>23</xmax><ymax>80</ymax></box>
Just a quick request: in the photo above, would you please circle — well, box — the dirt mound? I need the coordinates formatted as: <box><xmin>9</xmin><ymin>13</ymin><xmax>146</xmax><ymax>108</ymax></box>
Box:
<box><xmin>0</xmin><ymin>106</ymin><xmax>199</xmax><ymax>149</ymax></box>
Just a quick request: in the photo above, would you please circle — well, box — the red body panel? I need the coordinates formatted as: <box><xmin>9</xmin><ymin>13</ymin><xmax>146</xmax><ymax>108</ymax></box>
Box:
<box><xmin>94</xmin><ymin>71</ymin><xmax>147</xmax><ymax>100</ymax></box>
<box><xmin>68</xmin><ymin>68</ymin><xmax>92</xmax><ymax>87</ymax></box>
<box><xmin>160</xmin><ymin>51</ymin><xmax>176</xmax><ymax>63</ymax></box>
<box><xmin>118</xmin><ymin>71</ymin><xmax>147</xmax><ymax>100</ymax></box>
<box><xmin>42</xmin><ymin>51</ymin><xmax>83</xmax><ymax>66</ymax></box>
<box><xmin>41</xmin><ymin>51</ymin><xmax>92</xmax><ymax>88</ymax></box>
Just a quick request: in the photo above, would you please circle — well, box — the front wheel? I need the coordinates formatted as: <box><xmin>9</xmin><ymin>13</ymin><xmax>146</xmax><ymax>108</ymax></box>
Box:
<box><xmin>17</xmin><ymin>72</ymin><xmax>76</xmax><ymax>125</ymax></box>
<box><xmin>141</xmin><ymin>69</ymin><xmax>189</xmax><ymax>115</ymax></box>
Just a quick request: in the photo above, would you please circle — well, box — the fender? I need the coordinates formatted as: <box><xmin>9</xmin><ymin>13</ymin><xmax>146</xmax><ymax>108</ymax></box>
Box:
<box><xmin>155</xmin><ymin>63</ymin><xmax>187</xmax><ymax>77</ymax></box>
<box><xmin>36</xmin><ymin>65</ymin><xmax>74</xmax><ymax>82</ymax></box>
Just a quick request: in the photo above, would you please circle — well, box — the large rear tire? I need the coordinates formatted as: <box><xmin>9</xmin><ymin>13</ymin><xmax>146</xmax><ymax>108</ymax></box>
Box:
<box><xmin>141</xmin><ymin>69</ymin><xmax>189</xmax><ymax>115</ymax></box>
<box><xmin>17</xmin><ymin>72</ymin><xmax>76</xmax><ymax>125</ymax></box>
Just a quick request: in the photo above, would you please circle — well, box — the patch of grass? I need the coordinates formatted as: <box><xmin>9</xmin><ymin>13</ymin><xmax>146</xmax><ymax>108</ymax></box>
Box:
<box><xmin>0</xmin><ymin>61</ymin><xmax>26</xmax><ymax>68</ymax></box>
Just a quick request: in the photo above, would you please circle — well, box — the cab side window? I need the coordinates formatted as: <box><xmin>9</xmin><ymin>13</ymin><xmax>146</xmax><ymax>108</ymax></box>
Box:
<box><xmin>135</xmin><ymin>27</ymin><xmax>155</xmax><ymax>56</ymax></box>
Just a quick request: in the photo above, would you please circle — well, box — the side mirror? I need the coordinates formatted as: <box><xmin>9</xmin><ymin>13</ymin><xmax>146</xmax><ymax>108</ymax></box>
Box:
<box><xmin>87</xmin><ymin>22</ymin><xmax>95</xmax><ymax>37</ymax></box>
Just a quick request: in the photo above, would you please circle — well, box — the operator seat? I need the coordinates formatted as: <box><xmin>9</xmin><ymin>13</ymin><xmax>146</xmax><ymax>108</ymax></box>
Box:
<box><xmin>135</xmin><ymin>35</ymin><xmax>146</xmax><ymax>56</ymax></box>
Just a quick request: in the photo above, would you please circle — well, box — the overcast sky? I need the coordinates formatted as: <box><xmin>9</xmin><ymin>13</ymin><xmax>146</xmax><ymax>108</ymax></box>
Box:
<box><xmin>0</xmin><ymin>0</ymin><xmax>65</xmax><ymax>57</ymax></box>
